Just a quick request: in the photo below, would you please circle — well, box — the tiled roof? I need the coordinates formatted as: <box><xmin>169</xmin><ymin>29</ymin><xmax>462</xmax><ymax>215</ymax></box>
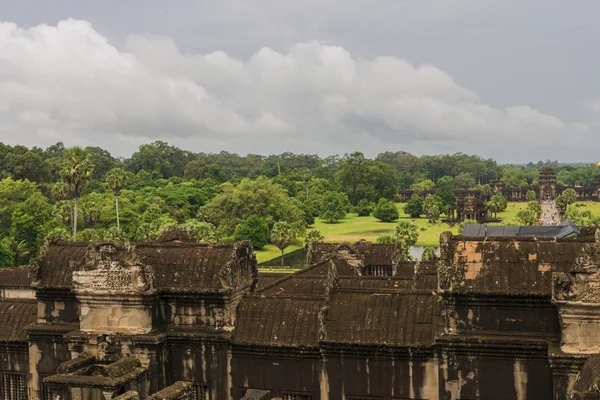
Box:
<box><xmin>235</xmin><ymin>257</ymin><xmax>439</xmax><ymax>348</ymax></box>
<box><xmin>324</xmin><ymin>291</ymin><xmax>438</xmax><ymax>347</ymax></box>
<box><xmin>35</xmin><ymin>241</ymin><xmax>256</xmax><ymax>292</ymax></box>
<box><xmin>0</xmin><ymin>300</ymin><xmax>36</xmax><ymax>342</ymax></box>
<box><xmin>443</xmin><ymin>238</ymin><xmax>589</xmax><ymax>295</ymax></box>
<box><xmin>0</xmin><ymin>267</ymin><xmax>35</xmax><ymax>287</ymax></box>
<box><xmin>233</xmin><ymin>261</ymin><xmax>332</xmax><ymax>347</ymax></box>
<box><xmin>234</xmin><ymin>297</ymin><xmax>325</xmax><ymax>347</ymax></box>
<box><xmin>308</xmin><ymin>241</ymin><xmax>397</xmax><ymax>266</ymax></box>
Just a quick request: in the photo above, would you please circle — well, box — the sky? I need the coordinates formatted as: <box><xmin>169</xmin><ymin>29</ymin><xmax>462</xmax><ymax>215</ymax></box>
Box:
<box><xmin>1</xmin><ymin>0</ymin><xmax>600</xmax><ymax>162</ymax></box>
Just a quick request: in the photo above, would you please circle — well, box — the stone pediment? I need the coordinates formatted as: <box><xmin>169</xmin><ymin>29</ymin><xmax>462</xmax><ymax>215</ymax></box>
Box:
<box><xmin>72</xmin><ymin>243</ymin><xmax>155</xmax><ymax>295</ymax></box>
<box><xmin>554</xmin><ymin>239</ymin><xmax>600</xmax><ymax>304</ymax></box>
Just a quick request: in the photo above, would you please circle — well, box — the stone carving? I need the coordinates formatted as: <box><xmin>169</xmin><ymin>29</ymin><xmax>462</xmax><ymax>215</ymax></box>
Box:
<box><xmin>72</xmin><ymin>243</ymin><xmax>155</xmax><ymax>294</ymax></box>
<box><xmin>97</xmin><ymin>336</ymin><xmax>121</xmax><ymax>363</ymax></box>
<box><xmin>554</xmin><ymin>241</ymin><xmax>600</xmax><ymax>303</ymax></box>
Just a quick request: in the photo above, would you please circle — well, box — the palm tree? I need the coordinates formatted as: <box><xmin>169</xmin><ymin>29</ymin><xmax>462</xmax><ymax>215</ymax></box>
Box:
<box><xmin>60</xmin><ymin>147</ymin><xmax>93</xmax><ymax>241</ymax></box>
<box><xmin>106</xmin><ymin>168</ymin><xmax>126</xmax><ymax>232</ymax></box>
<box><xmin>270</xmin><ymin>221</ymin><xmax>296</xmax><ymax>266</ymax></box>
<box><xmin>2</xmin><ymin>237</ymin><xmax>30</xmax><ymax>266</ymax></box>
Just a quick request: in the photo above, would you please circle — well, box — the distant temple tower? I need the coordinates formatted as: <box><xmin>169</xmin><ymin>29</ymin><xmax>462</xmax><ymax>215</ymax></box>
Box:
<box><xmin>539</xmin><ymin>167</ymin><xmax>557</xmax><ymax>200</ymax></box>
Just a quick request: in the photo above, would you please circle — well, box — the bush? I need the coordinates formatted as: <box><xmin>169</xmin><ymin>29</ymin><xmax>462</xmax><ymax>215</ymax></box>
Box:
<box><xmin>356</xmin><ymin>199</ymin><xmax>374</xmax><ymax>217</ymax></box>
<box><xmin>233</xmin><ymin>215</ymin><xmax>270</xmax><ymax>249</ymax></box>
<box><xmin>404</xmin><ymin>194</ymin><xmax>424</xmax><ymax>218</ymax></box>
<box><xmin>373</xmin><ymin>198</ymin><xmax>399</xmax><ymax>222</ymax></box>
<box><xmin>375</xmin><ymin>233</ymin><xmax>396</xmax><ymax>244</ymax></box>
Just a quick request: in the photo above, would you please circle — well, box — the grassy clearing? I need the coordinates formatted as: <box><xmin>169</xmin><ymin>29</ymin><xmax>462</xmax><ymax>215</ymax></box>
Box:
<box><xmin>310</xmin><ymin>203</ymin><xmax>457</xmax><ymax>247</ymax></box>
<box><xmin>254</xmin><ymin>201</ymin><xmax>600</xmax><ymax>265</ymax></box>
<box><xmin>254</xmin><ymin>202</ymin><xmax>535</xmax><ymax>263</ymax></box>
<box><xmin>569</xmin><ymin>202</ymin><xmax>600</xmax><ymax>215</ymax></box>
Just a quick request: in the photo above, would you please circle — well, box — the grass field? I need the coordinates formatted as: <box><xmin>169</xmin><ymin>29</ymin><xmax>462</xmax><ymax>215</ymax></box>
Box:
<box><xmin>254</xmin><ymin>202</ymin><xmax>533</xmax><ymax>263</ymax></box>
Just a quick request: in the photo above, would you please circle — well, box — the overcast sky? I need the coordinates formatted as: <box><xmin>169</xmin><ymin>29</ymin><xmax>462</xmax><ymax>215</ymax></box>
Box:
<box><xmin>2</xmin><ymin>0</ymin><xmax>600</xmax><ymax>162</ymax></box>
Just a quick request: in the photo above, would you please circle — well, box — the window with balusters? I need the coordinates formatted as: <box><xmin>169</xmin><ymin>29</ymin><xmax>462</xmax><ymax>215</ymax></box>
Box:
<box><xmin>1</xmin><ymin>372</ymin><xmax>27</xmax><ymax>400</ymax></box>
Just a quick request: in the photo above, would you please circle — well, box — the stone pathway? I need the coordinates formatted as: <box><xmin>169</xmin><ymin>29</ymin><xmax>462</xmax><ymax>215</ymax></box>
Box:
<box><xmin>540</xmin><ymin>200</ymin><xmax>560</xmax><ymax>225</ymax></box>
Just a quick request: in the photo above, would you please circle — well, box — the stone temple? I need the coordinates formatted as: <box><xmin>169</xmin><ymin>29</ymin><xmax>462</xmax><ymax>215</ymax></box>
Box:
<box><xmin>5</xmin><ymin>229</ymin><xmax>600</xmax><ymax>399</ymax></box>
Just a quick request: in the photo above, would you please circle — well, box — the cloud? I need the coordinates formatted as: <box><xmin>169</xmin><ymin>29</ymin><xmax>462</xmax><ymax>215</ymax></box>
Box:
<box><xmin>0</xmin><ymin>19</ymin><xmax>595</xmax><ymax>161</ymax></box>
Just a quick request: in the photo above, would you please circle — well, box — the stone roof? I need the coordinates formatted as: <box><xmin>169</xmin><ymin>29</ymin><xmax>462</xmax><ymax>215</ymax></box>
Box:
<box><xmin>324</xmin><ymin>291</ymin><xmax>438</xmax><ymax>347</ymax></box>
<box><xmin>0</xmin><ymin>300</ymin><xmax>37</xmax><ymax>342</ymax></box>
<box><xmin>234</xmin><ymin>256</ymin><xmax>439</xmax><ymax>349</ymax></box>
<box><xmin>0</xmin><ymin>267</ymin><xmax>35</xmax><ymax>288</ymax></box>
<box><xmin>34</xmin><ymin>239</ymin><xmax>256</xmax><ymax>293</ymax></box>
<box><xmin>308</xmin><ymin>241</ymin><xmax>398</xmax><ymax>267</ymax></box>
<box><xmin>233</xmin><ymin>260</ymin><xmax>333</xmax><ymax>348</ymax></box>
<box><xmin>571</xmin><ymin>354</ymin><xmax>600</xmax><ymax>398</ymax></box>
<box><xmin>439</xmin><ymin>234</ymin><xmax>591</xmax><ymax>295</ymax></box>
<box><xmin>462</xmin><ymin>220</ymin><xmax>578</xmax><ymax>239</ymax></box>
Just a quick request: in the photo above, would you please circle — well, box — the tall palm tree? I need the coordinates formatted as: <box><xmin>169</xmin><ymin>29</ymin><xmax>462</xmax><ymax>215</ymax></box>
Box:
<box><xmin>105</xmin><ymin>168</ymin><xmax>126</xmax><ymax>232</ymax></box>
<box><xmin>60</xmin><ymin>147</ymin><xmax>93</xmax><ymax>241</ymax></box>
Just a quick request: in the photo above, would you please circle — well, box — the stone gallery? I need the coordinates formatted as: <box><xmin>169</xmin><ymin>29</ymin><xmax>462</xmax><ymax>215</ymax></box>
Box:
<box><xmin>3</xmin><ymin>229</ymin><xmax>600</xmax><ymax>399</ymax></box>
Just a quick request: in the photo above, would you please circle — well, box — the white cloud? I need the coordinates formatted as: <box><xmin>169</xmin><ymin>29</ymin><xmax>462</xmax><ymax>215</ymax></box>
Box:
<box><xmin>0</xmin><ymin>19</ymin><xmax>595</xmax><ymax>161</ymax></box>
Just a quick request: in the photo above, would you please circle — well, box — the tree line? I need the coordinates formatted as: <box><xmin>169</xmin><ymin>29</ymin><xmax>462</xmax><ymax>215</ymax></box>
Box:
<box><xmin>0</xmin><ymin>141</ymin><xmax>599</xmax><ymax>266</ymax></box>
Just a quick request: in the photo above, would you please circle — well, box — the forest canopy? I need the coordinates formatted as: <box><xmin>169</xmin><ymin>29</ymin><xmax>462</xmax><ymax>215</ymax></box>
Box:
<box><xmin>0</xmin><ymin>140</ymin><xmax>597</xmax><ymax>264</ymax></box>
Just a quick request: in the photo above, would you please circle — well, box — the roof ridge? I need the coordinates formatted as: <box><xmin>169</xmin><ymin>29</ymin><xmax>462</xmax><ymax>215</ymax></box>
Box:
<box><xmin>254</xmin><ymin>258</ymin><xmax>334</xmax><ymax>295</ymax></box>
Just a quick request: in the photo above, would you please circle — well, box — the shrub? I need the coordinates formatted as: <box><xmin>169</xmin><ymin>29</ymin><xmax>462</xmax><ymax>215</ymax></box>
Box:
<box><xmin>373</xmin><ymin>198</ymin><xmax>399</xmax><ymax>222</ymax></box>
<box><xmin>356</xmin><ymin>199</ymin><xmax>374</xmax><ymax>217</ymax></box>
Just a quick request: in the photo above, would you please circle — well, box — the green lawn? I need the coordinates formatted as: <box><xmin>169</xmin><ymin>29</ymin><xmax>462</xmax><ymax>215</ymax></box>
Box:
<box><xmin>569</xmin><ymin>202</ymin><xmax>600</xmax><ymax>215</ymax></box>
<box><xmin>254</xmin><ymin>200</ymin><xmax>600</xmax><ymax>266</ymax></box>
<box><xmin>309</xmin><ymin>203</ymin><xmax>457</xmax><ymax>247</ymax></box>
<box><xmin>254</xmin><ymin>202</ymin><xmax>535</xmax><ymax>263</ymax></box>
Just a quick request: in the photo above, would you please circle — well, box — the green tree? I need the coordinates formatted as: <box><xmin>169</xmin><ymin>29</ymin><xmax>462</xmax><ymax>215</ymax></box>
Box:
<box><xmin>10</xmin><ymin>192</ymin><xmax>54</xmax><ymax>255</ymax></box>
<box><xmin>421</xmin><ymin>247</ymin><xmax>437</xmax><ymax>261</ymax></box>
<box><xmin>375</xmin><ymin>233</ymin><xmax>396</xmax><ymax>244</ymax></box>
<box><xmin>79</xmin><ymin>192</ymin><xmax>106</xmax><ymax>228</ymax></box>
<box><xmin>0</xmin><ymin>178</ymin><xmax>40</xmax><ymax>234</ymax></box>
<box><xmin>455</xmin><ymin>172</ymin><xmax>476</xmax><ymax>189</ymax></box>
<box><xmin>304</xmin><ymin>230</ymin><xmax>324</xmax><ymax>247</ymax></box>
<box><xmin>404</xmin><ymin>194</ymin><xmax>424</xmax><ymax>218</ymax></box>
<box><xmin>564</xmin><ymin>205</ymin><xmax>600</xmax><ymax>226</ymax></box>
<box><xmin>356</xmin><ymin>199</ymin><xmax>374</xmax><ymax>217</ymax></box>
<box><xmin>473</xmin><ymin>184</ymin><xmax>492</xmax><ymax>197</ymax></box>
<box><xmin>516</xmin><ymin>209</ymin><xmax>538</xmax><ymax>226</ymax></box>
<box><xmin>410</xmin><ymin>179</ymin><xmax>435</xmax><ymax>193</ymax></box>
<box><xmin>487</xmin><ymin>193</ymin><xmax>508</xmax><ymax>218</ymax></box>
<box><xmin>0</xmin><ymin>241</ymin><xmax>13</xmax><ymax>266</ymax></box>
<box><xmin>373</xmin><ymin>198</ymin><xmax>399</xmax><ymax>222</ymax></box>
<box><xmin>527</xmin><ymin>200</ymin><xmax>542</xmax><ymax>220</ymax></box>
<box><xmin>60</xmin><ymin>147</ymin><xmax>94</xmax><ymax>241</ymax></box>
<box><xmin>234</xmin><ymin>215</ymin><xmax>270</xmax><ymax>249</ymax></box>
<box><xmin>335</xmin><ymin>152</ymin><xmax>397</xmax><ymax>205</ymax></box>
<box><xmin>319</xmin><ymin>191</ymin><xmax>348</xmax><ymax>223</ymax></box>
<box><xmin>270</xmin><ymin>221</ymin><xmax>296</xmax><ymax>266</ymax></box>
<box><xmin>395</xmin><ymin>221</ymin><xmax>419</xmax><ymax>260</ymax></box>
<box><xmin>425</xmin><ymin>204</ymin><xmax>441</xmax><ymax>223</ymax></box>
<box><xmin>200</xmin><ymin>177</ymin><xmax>305</xmax><ymax>238</ymax></box>
<box><xmin>422</xmin><ymin>195</ymin><xmax>444</xmax><ymax>222</ymax></box>
<box><xmin>526</xmin><ymin>190</ymin><xmax>537</xmax><ymax>202</ymax></box>
<box><xmin>184</xmin><ymin>159</ymin><xmax>210</xmax><ymax>180</ymax></box>
<box><xmin>106</xmin><ymin>168</ymin><xmax>126</xmax><ymax>231</ymax></box>
<box><xmin>562</xmin><ymin>188</ymin><xmax>578</xmax><ymax>207</ymax></box>
<box><xmin>182</xmin><ymin>219</ymin><xmax>218</xmax><ymax>243</ymax></box>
